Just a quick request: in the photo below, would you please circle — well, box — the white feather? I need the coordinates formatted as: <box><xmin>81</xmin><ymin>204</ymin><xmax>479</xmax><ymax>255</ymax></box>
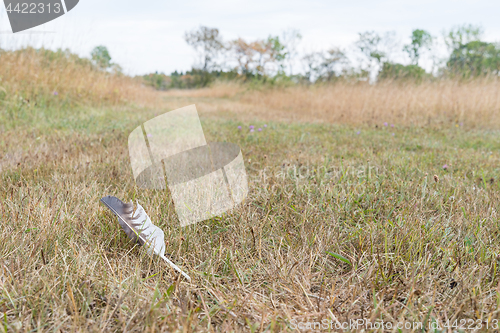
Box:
<box><xmin>100</xmin><ymin>196</ymin><xmax>191</xmax><ymax>282</ymax></box>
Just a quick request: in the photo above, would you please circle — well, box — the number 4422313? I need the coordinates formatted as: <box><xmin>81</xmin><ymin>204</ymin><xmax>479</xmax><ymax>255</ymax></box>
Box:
<box><xmin>6</xmin><ymin>3</ymin><xmax>62</xmax><ymax>14</ymax></box>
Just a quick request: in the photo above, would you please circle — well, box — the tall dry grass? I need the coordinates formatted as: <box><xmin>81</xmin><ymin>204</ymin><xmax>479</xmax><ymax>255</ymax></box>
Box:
<box><xmin>243</xmin><ymin>80</ymin><xmax>500</xmax><ymax>127</ymax></box>
<box><xmin>0</xmin><ymin>47</ymin><xmax>158</xmax><ymax>109</ymax></box>
<box><xmin>164</xmin><ymin>80</ymin><xmax>500</xmax><ymax>128</ymax></box>
<box><xmin>3</xmin><ymin>48</ymin><xmax>499</xmax><ymax>129</ymax></box>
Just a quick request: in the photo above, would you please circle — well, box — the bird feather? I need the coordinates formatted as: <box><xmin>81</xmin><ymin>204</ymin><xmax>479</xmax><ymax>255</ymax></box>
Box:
<box><xmin>100</xmin><ymin>196</ymin><xmax>191</xmax><ymax>281</ymax></box>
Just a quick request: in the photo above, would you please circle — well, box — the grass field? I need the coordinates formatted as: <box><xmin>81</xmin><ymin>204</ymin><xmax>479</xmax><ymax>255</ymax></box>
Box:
<box><xmin>2</xmin><ymin>51</ymin><xmax>500</xmax><ymax>331</ymax></box>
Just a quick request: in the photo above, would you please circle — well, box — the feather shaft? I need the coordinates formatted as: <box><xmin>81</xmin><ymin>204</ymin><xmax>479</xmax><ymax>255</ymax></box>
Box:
<box><xmin>160</xmin><ymin>255</ymin><xmax>192</xmax><ymax>281</ymax></box>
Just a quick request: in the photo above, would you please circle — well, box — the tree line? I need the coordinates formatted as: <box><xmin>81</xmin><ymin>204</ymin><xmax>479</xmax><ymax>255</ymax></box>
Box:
<box><xmin>139</xmin><ymin>24</ymin><xmax>500</xmax><ymax>89</ymax></box>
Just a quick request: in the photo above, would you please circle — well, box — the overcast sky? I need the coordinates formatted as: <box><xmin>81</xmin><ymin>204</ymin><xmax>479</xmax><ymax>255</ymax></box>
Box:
<box><xmin>1</xmin><ymin>0</ymin><xmax>499</xmax><ymax>75</ymax></box>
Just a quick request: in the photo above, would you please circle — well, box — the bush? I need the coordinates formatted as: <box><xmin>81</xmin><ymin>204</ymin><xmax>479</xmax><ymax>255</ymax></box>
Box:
<box><xmin>142</xmin><ymin>69</ymin><xmax>250</xmax><ymax>90</ymax></box>
<box><xmin>378</xmin><ymin>62</ymin><xmax>430</xmax><ymax>82</ymax></box>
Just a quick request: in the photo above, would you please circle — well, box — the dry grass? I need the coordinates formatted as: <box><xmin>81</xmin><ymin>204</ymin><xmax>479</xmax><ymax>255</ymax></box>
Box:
<box><xmin>0</xmin><ymin>48</ymin><xmax>159</xmax><ymax>110</ymax></box>
<box><xmin>163</xmin><ymin>80</ymin><xmax>500</xmax><ymax>129</ymax></box>
<box><xmin>2</xmin><ymin>119</ymin><xmax>500</xmax><ymax>332</ymax></box>
<box><xmin>163</xmin><ymin>83</ymin><xmax>244</xmax><ymax>99</ymax></box>
<box><xmin>3</xmin><ymin>52</ymin><xmax>500</xmax><ymax>331</ymax></box>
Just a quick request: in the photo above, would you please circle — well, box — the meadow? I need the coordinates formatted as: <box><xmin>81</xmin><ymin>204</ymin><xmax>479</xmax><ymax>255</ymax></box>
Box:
<box><xmin>1</xmin><ymin>49</ymin><xmax>500</xmax><ymax>331</ymax></box>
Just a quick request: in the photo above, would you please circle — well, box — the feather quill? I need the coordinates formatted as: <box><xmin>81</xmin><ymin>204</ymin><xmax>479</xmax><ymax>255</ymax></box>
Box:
<box><xmin>100</xmin><ymin>196</ymin><xmax>191</xmax><ymax>282</ymax></box>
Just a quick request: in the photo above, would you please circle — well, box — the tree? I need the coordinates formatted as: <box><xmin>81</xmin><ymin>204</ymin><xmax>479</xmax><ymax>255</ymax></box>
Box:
<box><xmin>356</xmin><ymin>31</ymin><xmax>385</xmax><ymax>66</ymax></box>
<box><xmin>184</xmin><ymin>26</ymin><xmax>224</xmax><ymax>71</ymax></box>
<box><xmin>229</xmin><ymin>38</ymin><xmax>259</xmax><ymax>75</ymax></box>
<box><xmin>302</xmin><ymin>48</ymin><xmax>347</xmax><ymax>82</ymax></box>
<box><xmin>280</xmin><ymin>29</ymin><xmax>302</xmax><ymax>74</ymax></box>
<box><xmin>302</xmin><ymin>51</ymin><xmax>323</xmax><ymax>82</ymax></box>
<box><xmin>355</xmin><ymin>31</ymin><xmax>398</xmax><ymax>74</ymax></box>
<box><xmin>266</xmin><ymin>35</ymin><xmax>286</xmax><ymax>72</ymax></box>
<box><xmin>447</xmin><ymin>41</ymin><xmax>500</xmax><ymax>77</ymax></box>
<box><xmin>229</xmin><ymin>36</ymin><xmax>290</xmax><ymax>76</ymax></box>
<box><xmin>403</xmin><ymin>29</ymin><xmax>432</xmax><ymax>65</ymax></box>
<box><xmin>91</xmin><ymin>46</ymin><xmax>112</xmax><ymax>69</ymax></box>
<box><xmin>317</xmin><ymin>48</ymin><xmax>348</xmax><ymax>81</ymax></box>
<box><xmin>444</xmin><ymin>24</ymin><xmax>483</xmax><ymax>51</ymax></box>
<box><xmin>442</xmin><ymin>24</ymin><xmax>500</xmax><ymax>77</ymax></box>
